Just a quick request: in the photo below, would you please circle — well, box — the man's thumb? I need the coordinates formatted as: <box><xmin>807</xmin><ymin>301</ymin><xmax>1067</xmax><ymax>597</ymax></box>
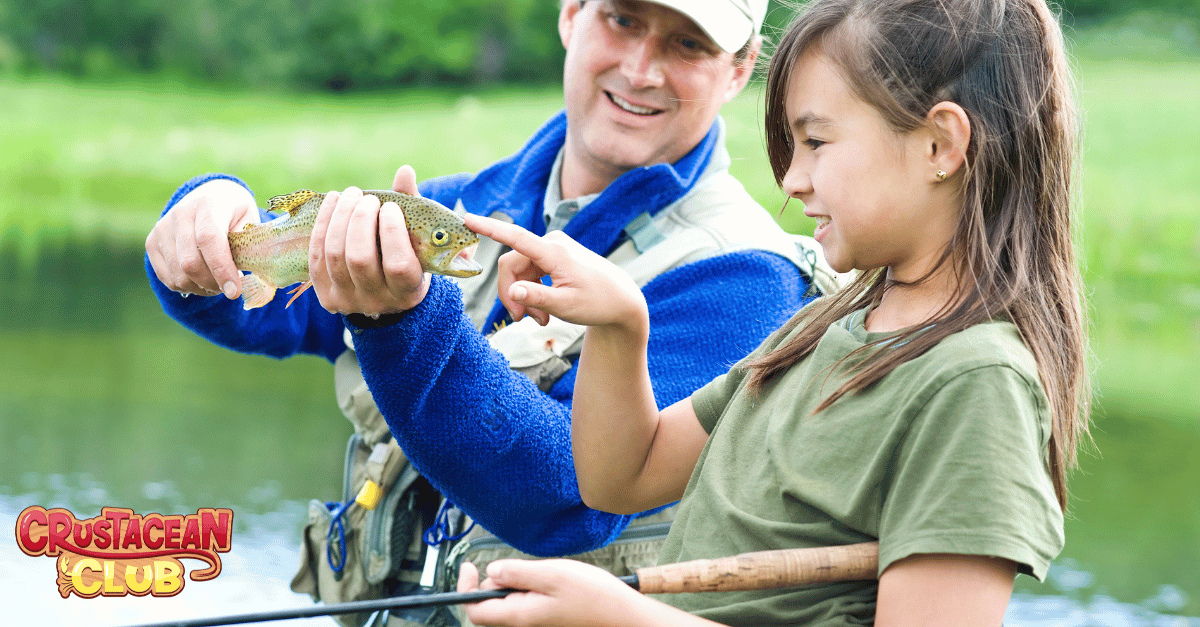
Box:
<box><xmin>392</xmin><ymin>164</ymin><xmax>419</xmax><ymax>195</ymax></box>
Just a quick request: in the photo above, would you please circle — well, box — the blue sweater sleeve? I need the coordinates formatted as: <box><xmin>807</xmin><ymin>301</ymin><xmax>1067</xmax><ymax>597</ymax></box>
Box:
<box><xmin>349</xmin><ymin>249</ymin><xmax>814</xmax><ymax>556</ymax></box>
<box><xmin>145</xmin><ymin>173</ymin><xmax>346</xmax><ymax>363</ymax></box>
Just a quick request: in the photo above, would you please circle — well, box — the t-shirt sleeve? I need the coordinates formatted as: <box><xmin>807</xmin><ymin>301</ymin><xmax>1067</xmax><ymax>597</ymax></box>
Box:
<box><xmin>689</xmin><ymin>314</ymin><xmax>799</xmax><ymax>434</ymax></box>
<box><xmin>691</xmin><ymin>369</ymin><xmax>741</xmax><ymax>434</ymax></box>
<box><xmin>691</xmin><ymin>310</ymin><xmax>817</xmax><ymax>434</ymax></box>
<box><xmin>878</xmin><ymin>364</ymin><xmax>1064</xmax><ymax>581</ymax></box>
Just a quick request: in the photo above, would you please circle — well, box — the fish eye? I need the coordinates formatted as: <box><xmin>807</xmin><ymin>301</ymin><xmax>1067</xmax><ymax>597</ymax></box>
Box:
<box><xmin>432</xmin><ymin>229</ymin><xmax>449</xmax><ymax>245</ymax></box>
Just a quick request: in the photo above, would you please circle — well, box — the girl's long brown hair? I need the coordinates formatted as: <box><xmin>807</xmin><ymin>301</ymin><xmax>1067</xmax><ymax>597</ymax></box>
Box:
<box><xmin>752</xmin><ymin>0</ymin><xmax>1090</xmax><ymax>510</ymax></box>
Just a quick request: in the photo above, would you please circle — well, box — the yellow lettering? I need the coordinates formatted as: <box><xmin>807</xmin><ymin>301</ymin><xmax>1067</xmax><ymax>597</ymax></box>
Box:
<box><xmin>125</xmin><ymin>564</ymin><xmax>153</xmax><ymax>594</ymax></box>
<box><xmin>103</xmin><ymin>560</ymin><xmax>126</xmax><ymax>594</ymax></box>
<box><xmin>71</xmin><ymin>558</ymin><xmax>102</xmax><ymax>596</ymax></box>
<box><xmin>153</xmin><ymin>560</ymin><xmax>182</xmax><ymax>595</ymax></box>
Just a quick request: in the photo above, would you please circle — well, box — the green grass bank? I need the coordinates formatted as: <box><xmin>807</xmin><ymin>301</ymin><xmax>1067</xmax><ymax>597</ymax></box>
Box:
<box><xmin>2</xmin><ymin>60</ymin><xmax>1198</xmax><ymax>431</ymax></box>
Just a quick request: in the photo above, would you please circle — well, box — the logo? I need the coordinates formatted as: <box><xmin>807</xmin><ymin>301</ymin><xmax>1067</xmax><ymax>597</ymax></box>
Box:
<box><xmin>14</xmin><ymin>506</ymin><xmax>233</xmax><ymax>598</ymax></box>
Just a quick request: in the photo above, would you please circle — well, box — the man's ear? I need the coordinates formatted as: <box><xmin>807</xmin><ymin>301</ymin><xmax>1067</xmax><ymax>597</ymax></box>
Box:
<box><xmin>559</xmin><ymin>0</ymin><xmax>584</xmax><ymax>49</ymax></box>
<box><xmin>926</xmin><ymin>101</ymin><xmax>971</xmax><ymax>181</ymax></box>
<box><xmin>722</xmin><ymin>35</ymin><xmax>762</xmax><ymax>104</ymax></box>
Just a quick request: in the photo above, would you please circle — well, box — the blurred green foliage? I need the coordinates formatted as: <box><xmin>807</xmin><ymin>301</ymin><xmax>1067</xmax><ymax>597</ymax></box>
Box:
<box><xmin>1</xmin><ymin>0</ymin><xmax>1197</xmax><ymax>89</ymax></box>
<box><xmin>0</xmin><ymin>0</ymin><xmax>565</xmax><ymax>89</ymax></box>
<box><xmin>1066</xmin><ymin>0</ymin><xmax>1199</xmax><ymax>18</ymax></box>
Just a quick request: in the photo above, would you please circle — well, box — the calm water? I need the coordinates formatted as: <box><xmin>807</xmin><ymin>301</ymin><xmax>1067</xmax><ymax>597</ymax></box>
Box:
<box><xmin>1</xmin><ymin>238</ymin><xmax>1197</xmax><ymax>625</ymax></box>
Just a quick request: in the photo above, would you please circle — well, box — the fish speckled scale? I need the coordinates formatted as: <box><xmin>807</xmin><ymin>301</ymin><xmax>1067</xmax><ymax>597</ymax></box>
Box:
<box><xmin>227</xmin><ymin>188</ymin><xmax>482</xmax><ymax>310</ymax></box>
<box><xmin>363</xmin><ymin>191</ymin><xmax>482</xmax><ymax>279</ymax></box>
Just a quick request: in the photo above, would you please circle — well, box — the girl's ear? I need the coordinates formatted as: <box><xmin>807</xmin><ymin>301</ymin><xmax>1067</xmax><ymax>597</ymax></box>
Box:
<box><xmin>925</xmin><ymin>102</ymin><xmax>971</xmax><ymax>182</ymax></box>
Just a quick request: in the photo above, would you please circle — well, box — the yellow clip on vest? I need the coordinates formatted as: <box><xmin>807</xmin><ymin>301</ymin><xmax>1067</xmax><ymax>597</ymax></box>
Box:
<box><xmin>355</xmin><ymin>480</ymin><xmax>383</xmax><ymax>510</ymax></box>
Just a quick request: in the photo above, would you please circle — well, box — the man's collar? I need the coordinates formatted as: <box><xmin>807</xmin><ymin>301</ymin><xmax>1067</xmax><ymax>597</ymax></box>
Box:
<box><xmin>454</xmin><ymin>110</ymin><xmax>726</xmax><ymax>251</ymax></box>
<box><xmin>561</xmin><ymin>116</ymin><xmax>725</xmax><ymax>254</ymax></box>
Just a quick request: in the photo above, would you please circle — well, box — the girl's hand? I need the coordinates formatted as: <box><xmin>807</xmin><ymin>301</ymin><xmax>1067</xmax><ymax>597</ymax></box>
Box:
<box><xmin>462</xmin><ymin>214</ymin><xmax>648</xmax><ymax>335</ymax></box>
<box><xmin>456</xmin><ymin>558</ymin><xmax>648</xmax><ymax>627</ymax></box>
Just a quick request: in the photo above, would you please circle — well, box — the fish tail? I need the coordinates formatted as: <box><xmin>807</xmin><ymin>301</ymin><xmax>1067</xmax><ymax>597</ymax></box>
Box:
<box><xmin>240</xmin><ymin>273</ymin><xmax>276</xmax><ymax>310</ymax></box>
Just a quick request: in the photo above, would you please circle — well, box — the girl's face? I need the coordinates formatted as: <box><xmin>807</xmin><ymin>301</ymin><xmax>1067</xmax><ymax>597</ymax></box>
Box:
<box><xmin>781</xmin><ymin>48</ymin><xmax>959</xmax><ymax>281</ymax></box>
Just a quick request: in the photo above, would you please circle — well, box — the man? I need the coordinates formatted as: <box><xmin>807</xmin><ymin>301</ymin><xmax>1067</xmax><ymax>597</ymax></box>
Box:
<box><xmin>146</xmin><ymin>0</ymin><xmax>831</xmax><ymax>599</ymax></box>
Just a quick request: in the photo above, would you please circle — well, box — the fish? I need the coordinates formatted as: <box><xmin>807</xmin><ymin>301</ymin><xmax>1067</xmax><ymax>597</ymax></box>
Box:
<box><xmin>227</xmin><ymin>189</ymin><xmax>482</xmax><ymax>310</ymax></box>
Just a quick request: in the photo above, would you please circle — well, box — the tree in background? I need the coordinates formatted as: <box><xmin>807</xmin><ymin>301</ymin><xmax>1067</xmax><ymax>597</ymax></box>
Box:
<box><xmin>0</xmin><ymin>0</ymin><xmax>1195</xmax><ymax>88</ymax></box>
<box><xmin>0</xmin><ymin>0</ymin><xmax>563</xmax><ymax>88</ymax></box>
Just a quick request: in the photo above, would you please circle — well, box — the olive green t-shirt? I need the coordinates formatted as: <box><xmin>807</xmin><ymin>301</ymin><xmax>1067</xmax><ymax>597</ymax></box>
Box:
<box><xmin>655</xmin><ymin>307</ymin><xmax>1064</xmax><ymax>626</ymax></box>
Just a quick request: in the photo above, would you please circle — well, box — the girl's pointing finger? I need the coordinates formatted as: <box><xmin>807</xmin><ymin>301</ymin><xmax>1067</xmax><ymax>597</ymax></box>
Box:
<box><xmin>463</xmin><ymin>214</ymin><xmax>557</xmax><ymax>271</ymax></box>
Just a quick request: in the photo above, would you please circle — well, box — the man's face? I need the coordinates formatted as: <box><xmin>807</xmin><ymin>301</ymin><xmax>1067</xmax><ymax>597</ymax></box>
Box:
<box><xmin>558</xmin><ymin>0</ymin><xmax>755</xmax><ymax>186</ymax></box>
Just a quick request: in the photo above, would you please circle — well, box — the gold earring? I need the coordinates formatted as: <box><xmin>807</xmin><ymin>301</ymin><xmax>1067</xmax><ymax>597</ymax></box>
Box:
<box><xmin>936</xmin><ymin>169</ymin><xmax>948</xmax><ymax>181</ymax></box>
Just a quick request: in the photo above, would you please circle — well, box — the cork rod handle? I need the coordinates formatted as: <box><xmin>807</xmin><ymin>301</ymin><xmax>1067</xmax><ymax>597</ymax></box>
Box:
<box><xmin>634</xmin><ymin>542</ymin><xmax>880</xmax><ymax>594</ymax></box>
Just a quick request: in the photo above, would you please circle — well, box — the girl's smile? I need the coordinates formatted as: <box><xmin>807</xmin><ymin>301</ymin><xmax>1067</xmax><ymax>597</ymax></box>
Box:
<box><xmin>810</xmin><ymin>215</ymin><xmax>832</xmax><ymax>243</ymax></box>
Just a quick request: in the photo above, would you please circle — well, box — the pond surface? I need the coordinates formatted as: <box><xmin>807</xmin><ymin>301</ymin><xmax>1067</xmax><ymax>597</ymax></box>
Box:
<box><xmin>1</xmin><ymin>238</ymin><xmax>1197</xmax><ymax>625</ymax></box>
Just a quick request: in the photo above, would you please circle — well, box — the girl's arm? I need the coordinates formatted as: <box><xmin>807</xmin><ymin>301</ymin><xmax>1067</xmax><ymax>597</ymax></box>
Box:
<box><xmin>465</xmin><ymin>214</ymin><xmax>710</xmax><ymax>514</ymax></box>
<box><xmin>876</xmin><ymin>554</ymin><xmax>1016</xmax><ymax>626</ymax></box>
<box><xmin>457</xmin><ymin>553</ymin><xmax>1016</xmax><ymax>627</ymax></box>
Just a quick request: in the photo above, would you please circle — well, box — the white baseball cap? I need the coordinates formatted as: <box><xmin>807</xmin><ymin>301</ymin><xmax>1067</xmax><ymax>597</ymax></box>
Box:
<box><xmin>645</xmin><ymin>0</ymin><xmax>769</xmax><ymax>53</ymax></box>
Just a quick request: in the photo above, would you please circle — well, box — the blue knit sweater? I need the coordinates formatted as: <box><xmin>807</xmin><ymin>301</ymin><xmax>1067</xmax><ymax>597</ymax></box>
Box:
<box><xmin>147</xmin><ymin>111</ymin><xmax>816</xmax><ymax>556</ymax></box>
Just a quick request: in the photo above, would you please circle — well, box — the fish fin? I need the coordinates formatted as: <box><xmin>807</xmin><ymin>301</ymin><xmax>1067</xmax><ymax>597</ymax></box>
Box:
<box><xmin>267</xmin><ymin>190</ymin><xmax>318</xmax><ymax>216</ymax></box>
<box><xmin>284</xmin><ymin>280</ymin><xmax>313</xmax><ymax>308</ymax></box>
<box><xmin>240</xmin><ymin>273</ymin><xmax>276</xmax><ymax>310</ymax></box>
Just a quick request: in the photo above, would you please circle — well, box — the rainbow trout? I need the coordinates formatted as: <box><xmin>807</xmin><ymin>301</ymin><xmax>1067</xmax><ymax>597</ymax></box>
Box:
<box><xmin>228</xmin><ymin>189</ymin><xmax>482</xmax><ymax>310</ymax></box>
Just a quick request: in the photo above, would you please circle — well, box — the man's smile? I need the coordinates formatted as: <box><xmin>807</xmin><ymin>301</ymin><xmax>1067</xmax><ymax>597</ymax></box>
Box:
<box><xmin>606</xmin><ymin>91</ymin><xmax>664</xmax><ymax>116</ymax></box>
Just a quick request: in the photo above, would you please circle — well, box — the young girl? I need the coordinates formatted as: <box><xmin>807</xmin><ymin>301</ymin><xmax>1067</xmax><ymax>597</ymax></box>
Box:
<box><xmin>456</xmin><ymin>0</ymin><xmax>1089</xmax><ymax>624</ymax></box>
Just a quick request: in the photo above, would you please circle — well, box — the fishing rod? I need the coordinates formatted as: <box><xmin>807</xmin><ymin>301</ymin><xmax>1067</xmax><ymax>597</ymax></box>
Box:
<box><xmin>123</xmin><ymin>541</ymin><xmax>879</xmax><ymax>627</ymax></box>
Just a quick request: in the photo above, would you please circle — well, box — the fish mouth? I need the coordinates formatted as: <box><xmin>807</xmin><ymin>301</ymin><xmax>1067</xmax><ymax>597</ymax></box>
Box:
<box><xmin>432</xmin><ymin>243</ymin><xmax>483</xmax><ymax>278</ymax></box>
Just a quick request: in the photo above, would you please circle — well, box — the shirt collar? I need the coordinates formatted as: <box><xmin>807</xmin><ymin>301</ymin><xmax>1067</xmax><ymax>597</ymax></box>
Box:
<box><xmin>542</xmin><ymin>148</ymin><xmax>601</xmax><ymax>232</ymax></box>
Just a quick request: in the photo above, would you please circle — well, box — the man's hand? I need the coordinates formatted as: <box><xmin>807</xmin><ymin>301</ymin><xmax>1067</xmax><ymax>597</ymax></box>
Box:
<box><xmin>145</xmin><ymin>178</ymin><xmax>258</xmax><ymax>299</ymax></box>
<box><xmin>308</xmin><ymin>165</ymin><xmax>431</xmax><ymax>316</ymax></box>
